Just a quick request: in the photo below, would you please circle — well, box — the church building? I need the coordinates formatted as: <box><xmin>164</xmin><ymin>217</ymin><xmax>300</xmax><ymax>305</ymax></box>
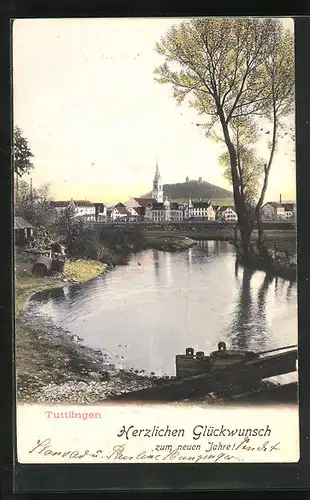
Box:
<box><xmin>125</xmin><ymin>162</ymin><xmax>183</xmax><ymax>222</ymax></box>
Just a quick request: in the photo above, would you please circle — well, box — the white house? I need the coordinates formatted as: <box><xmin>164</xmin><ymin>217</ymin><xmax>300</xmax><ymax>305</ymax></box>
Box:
<box><xmin>145</xmin><ymin>198</ymin><xmax>170</xmax><ymax>222</ymax></box>
<box><xmin>109</xmin><ymin>203</ymin><xmax>129</xmax><ymax>221</ymax></box>
<box><xmin>126</xmin><ymin>206</ymin><xmax>145</xmax><ymax>221</ymax></box>
<box><xmin>145</xmin><ymin>204</ymin><xmax>167</xmax><ymax>222</ymax></box>
<box><xmin>217</xmin><ymin>205</ymin><xmax>238</xmax><ymax>221</ymax></box>
<box><xmin>282</xmin><ymin>203</ymin><xmax>296</xmax><ymax>220</ymax></box>
<box><xmin>261</xmin><ymin>202</ymin><xmax>296</xmax><ymax>220</ymax></box>
<box><xmin>185</xmin><ymin>201</ymin><xmax>215</xmax><ymax>220</ymax></box>
<box><xmin>261</xmin><ymin>202</ymin><xmax>278</xmax><ymax>220</ymax></box>
<box><xmin>51</xmin><ymin>200</ymin><xmax>96</xmax><ymax>218</ymax></box>
<box><xmin>169</xmin><ymin>202</ymin><xmax>184</xmax><ymax>221</ymax></box>
<box><xmin>144</xmin><ymin>198</ymin><xmax>184</xmax><ymax>222</ymax></box>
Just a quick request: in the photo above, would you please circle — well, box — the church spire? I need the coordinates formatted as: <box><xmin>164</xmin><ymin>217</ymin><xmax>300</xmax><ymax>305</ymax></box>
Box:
<box><xmin>154</xmin><ymin>158</ymin><xmax>161</xmax><ymax>181</ymax></box>
<box><xmin>152</xmin><ymin>159</ymin><xmax>163</xmax><ymax>203</ymax></box>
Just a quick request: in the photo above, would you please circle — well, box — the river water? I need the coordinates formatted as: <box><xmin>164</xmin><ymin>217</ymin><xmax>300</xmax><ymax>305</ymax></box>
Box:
<box><xmin>29</xmin><ymin>241</ymin><xmax>298</xmax><ymax>377</ymax></box>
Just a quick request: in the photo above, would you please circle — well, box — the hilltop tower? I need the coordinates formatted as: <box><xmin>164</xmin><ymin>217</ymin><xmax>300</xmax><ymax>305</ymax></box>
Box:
<box><xmin>152</xmin><ymin>160</ymin><xmax>164</xmax><ymax>203</ymax></box>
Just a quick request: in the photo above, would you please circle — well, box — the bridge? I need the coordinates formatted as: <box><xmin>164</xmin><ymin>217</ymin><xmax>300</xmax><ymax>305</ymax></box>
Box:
<box><xmin>82</xmin><ymin>219</ymin><xmax>296</xmax><ymax>233</ymax></box>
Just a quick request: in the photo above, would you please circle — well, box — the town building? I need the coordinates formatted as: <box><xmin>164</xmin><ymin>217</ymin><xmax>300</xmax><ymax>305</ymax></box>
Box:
<box><xmin>282</xmin><ymin>203</ymin><xmax>296</xmax><ymax>219</ymax></box>
<box><xmin>145</xmin><ymin>200</ymin><xmax>185</xmax><ymax>222</ymax></box>
<box><xmin>126</xmin><ymin>206</ymin><xmax>145</xmax><ymax>221</ymax></box>
<box><xmin>126</xmin><ymin>163</ymin><xmax>184</xmax><ymax>222</ymax></box>
<box><xmin>261</xmin><ymin>202</ymin><xmax>296</xmax><ymax>220</ymax></box>
<box><xmin>185</xmin><ymin>200</ymin><xmax>215</xmax><ymax>220</ymax></box>
<box><xmin>169</xmin><ymin>202</ymin><xmax>184</xmax><ymax>221</ymax></box>
<box><xmin>125</xmin><ymin>197</ymin><xmax>156</xmax><ymax>210</ymax></box>
<box><xmin>216</xmin><ymin>205</ymin><xmax>238</xmax><ymax>221</ymax></box>
<box><xmin>51</xmin><ymin>200</ymin><xmax>96</xmax><ymax>218</ymax></box>
<box><xmin>261</xmin><ymin>202</ymin><xmax>281</xmax><ymax>220</ymax></box>
<box><xmin>110</xmin><ymin>202</ymin><xmax>130</xmax><ymax>221</ymax></box>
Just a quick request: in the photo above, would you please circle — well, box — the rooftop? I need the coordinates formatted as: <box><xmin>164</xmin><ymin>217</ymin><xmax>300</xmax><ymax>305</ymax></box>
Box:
<box><xmin>51</xmin><ymin>200</ymin><xmax>94</xmax><ymax>207</ymax></box>
<box><xmin>134</xmin><ymin>197</ymin><xmax>157</xmax><ymax>207</ymax></box>
<box><xmin>14</xmin><ymin>216</ymin><xmax>34</xmax><ymax>230</ymax></box>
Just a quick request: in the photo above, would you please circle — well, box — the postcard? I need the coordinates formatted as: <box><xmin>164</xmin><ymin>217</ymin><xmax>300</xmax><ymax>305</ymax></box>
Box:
<box><xmin>13</xmin><ymin>17</ymin><xmax>298</xmax><ymax>465</ymax></box>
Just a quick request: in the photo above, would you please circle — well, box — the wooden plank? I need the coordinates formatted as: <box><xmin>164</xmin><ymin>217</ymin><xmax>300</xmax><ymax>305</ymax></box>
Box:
<box><xmin>229</xmin><ymin>382</ymin><xmax>298</xmax><ymax>403</ymax></box>
<box><xmin>109</xmin><ymin>349</ymin><xmax>297</xmax><ymax>402</ymax></box>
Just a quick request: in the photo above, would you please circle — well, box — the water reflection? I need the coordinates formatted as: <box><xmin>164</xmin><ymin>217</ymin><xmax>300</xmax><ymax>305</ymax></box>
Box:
<box><xmin>257</xmin><ymin>274</ymin><xmax>274</xmax><ymax>315</ymax></box>
<box><xmin>235</xmin><ymin>258</ymin><xmax>240</xmax><ymax>279</ymax></box>
<box><xmin>152</xmin><ymin>249</ymin><xmax>160</xmax><ymax>282</ymax></box>
<box><xmin>230</xmin><ymin>267</ymin><xmax>256</xmax><ymax>350</ymax></box>
<box><xmin>27</xmin><ymin>242</ymin><xmax>297</xmax><ymax>376</ymax></box>
<box><xmin>286</xmin><ymin>281</ymin><xmax>295</xmax><ymax>300</ymax></box>
<box><xmin>186</xmin><ymin>247</ymin><xmax>192</xmax><ymax>268</ymax></box>
<box><xmin>230</xmin><ymin>267</ymin><xmax>276</xmax><ymax>351</ymax></box>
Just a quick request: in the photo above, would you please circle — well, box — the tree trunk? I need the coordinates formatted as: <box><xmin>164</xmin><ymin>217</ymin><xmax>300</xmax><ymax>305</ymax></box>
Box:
<box><xmin>233</xmin><ymin>222</ymin><xmax>239</xmax><ymax>247</ymax></box>
<box><xmin>239</xmin><ymin>222</ymin><xmax>252</xmax><ymax>259</ymax></box>
<box><xmin>256</xmin><ymin>208</ymin><xmax>274</xmax><ymax>269</ymax></box>
<box><xmin>218</xmin><ymin>114</ymin><xmax>253</xmax><ymax>257</ymax></box>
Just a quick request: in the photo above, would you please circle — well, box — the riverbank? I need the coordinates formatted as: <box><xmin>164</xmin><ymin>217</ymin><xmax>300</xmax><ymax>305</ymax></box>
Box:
<box><xmin>236</xmin><ymin>253</ymin><xmax>296</xmax><ymax>281</ymax></box>
<box><xmin>15</xmin><ymin>254</ymin><xmax>168</xmax><ymax>403</ymax></box>
<box><xmin>15</xmin><ymin>257</ymin><xmax>108</xmax><ymax>313</ymax></box>
<box><xmin>15</xmin><ymin>233</ymin><xmax>196</xmax><ymax>403</ymax></box>
<box><xmin>15</xmin><ymin>234</ymin><xmax>296</xmax><ymax>403</ymax></box>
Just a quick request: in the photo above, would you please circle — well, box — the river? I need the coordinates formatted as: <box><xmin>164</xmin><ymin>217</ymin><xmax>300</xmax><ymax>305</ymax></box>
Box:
<box><xmin>29</xmin><ymin>241</ymin><xmax>298</xmax><ymax>377</ymax></box>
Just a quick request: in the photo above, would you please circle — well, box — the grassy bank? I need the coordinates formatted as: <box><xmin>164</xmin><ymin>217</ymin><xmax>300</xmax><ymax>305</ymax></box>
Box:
<box><xmin>15</xmin><ymin>256</ymin><xmax>106</xmax><ymax>397</ymax></box>
<box><xmin>15</xmin><ymin>254</ymin><xmax>164</xmax><ymax>403</ymax></box>
<box><xmin>15</xmin><ymin>256</ymin><xmax>107</xmax><ymax>314</ymax></box>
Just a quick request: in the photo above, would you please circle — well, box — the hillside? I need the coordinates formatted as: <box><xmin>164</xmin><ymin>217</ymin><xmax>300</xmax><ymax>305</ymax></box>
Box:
<box><xmin>142</xmin><ymin>180</ymin><xmax>233</xmax><ymax>201</ymax></box>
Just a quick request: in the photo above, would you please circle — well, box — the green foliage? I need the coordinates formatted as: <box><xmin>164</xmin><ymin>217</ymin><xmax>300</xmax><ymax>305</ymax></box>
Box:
<box><xmin>56</xmin><ymin>210</ymin><xmax>114</xmax><ymax>262</ymax></box>
<box><xmin>15</xmin><ymin>180</ymin><xmax>56</xmax><ymax>229</ymax></box>
<box><xmin>154</xmin><ymin>18</ymin><xmax>295</xmax><ymax>216</ymax></box>
<box><xmin>13</xmin><ymin>127</ymin><xmax>34</xmax><ymax>177</ymax></box>
<box><xmin>218</xmin><ymin>117</ymin><xmax>264</xmax><ymax>205</ymax></box>
<box><xmin>57</xmin><ymin>204</ymin><xmax>86</xmax><ymax>256</ymax></box>
<box><xmin>219</xmin><ymin>148</ymin><xmax>263</xmax><ymax>204</ymax></box>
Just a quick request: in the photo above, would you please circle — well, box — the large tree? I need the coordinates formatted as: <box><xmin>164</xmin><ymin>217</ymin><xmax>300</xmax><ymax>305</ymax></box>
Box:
<box><xmin>13</xmin><ymin>126</ymin><xmax>34</xmax><ymax>203</ymax></box>
<box><xmin>154</xmin><ymin>18</ymin><xmax>294</xmax><ymax>259</ymax></box>
<box><xmin>13</xmin><ymin>126</ymin><xmax>34</xmax><ymax>177</ymax></box>
<box><xmin>15</xmin><ymin>180</ymin><xmax>56</xmax><ymax>229</ymax></box>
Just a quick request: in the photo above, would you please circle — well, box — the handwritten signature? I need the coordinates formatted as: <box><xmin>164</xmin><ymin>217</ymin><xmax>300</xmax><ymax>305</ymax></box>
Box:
<box><xmin>28</xmin><ymin>439</ymin><xmax>245</xmax><ymax>462</ymax></box>
<box><xmin>28</xmin><ymin>437</ymin><xmax>281</xmax><ymax>463</ymax></box>
<box><xmin>28</xmin><ymin>438</ymin><xmax>104</xmax><ymax>460</ymax></box>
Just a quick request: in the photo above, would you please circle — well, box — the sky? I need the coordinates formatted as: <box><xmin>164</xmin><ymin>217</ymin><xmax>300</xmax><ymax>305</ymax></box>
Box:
<box><xmin>13</xmin><ymin>18</ymin><xmax>296</xmax><ymax>204</ymax></box>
